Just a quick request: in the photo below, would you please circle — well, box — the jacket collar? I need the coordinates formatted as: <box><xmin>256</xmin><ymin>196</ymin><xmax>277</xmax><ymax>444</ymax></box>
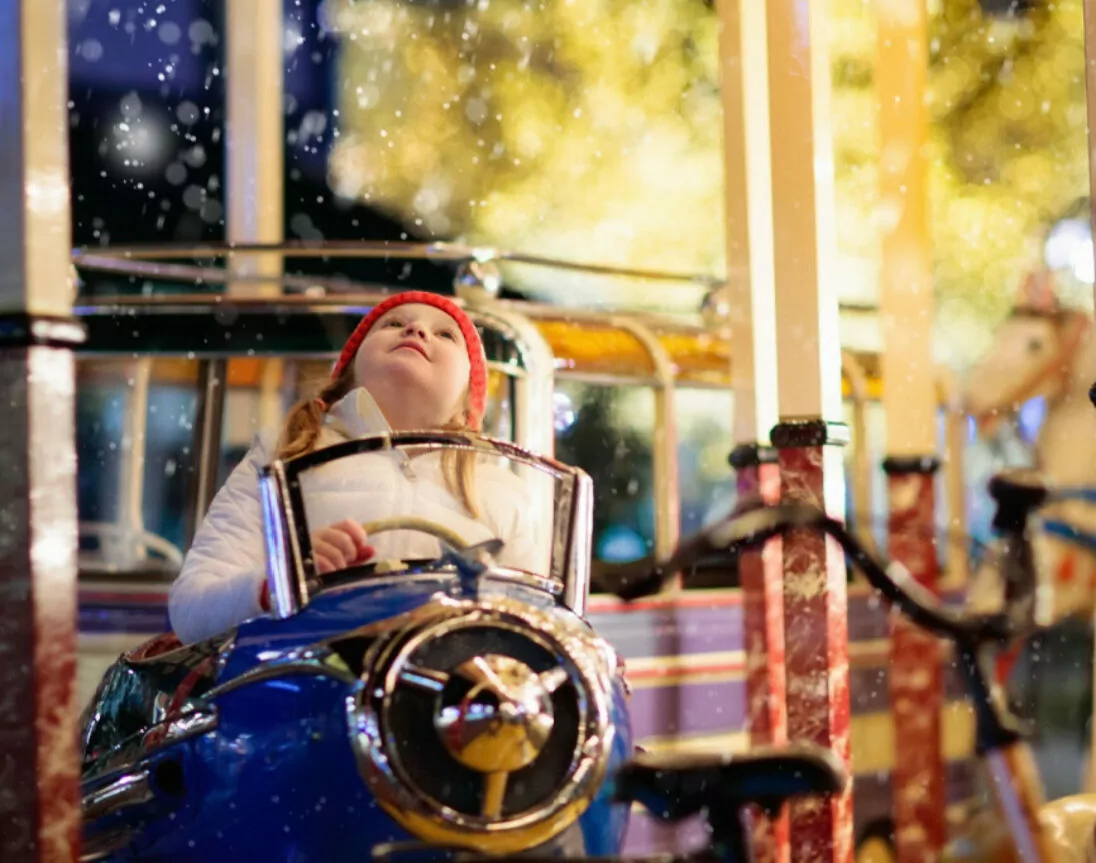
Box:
<box><xmin>322</xmin><ymin>388</ymin><xmax>435</xmax><ymax>477</ymax></box>
<box><xmin>324</xmin><ymin>387</ymin><xmax>392</xmax><ymax>441</ymax></box>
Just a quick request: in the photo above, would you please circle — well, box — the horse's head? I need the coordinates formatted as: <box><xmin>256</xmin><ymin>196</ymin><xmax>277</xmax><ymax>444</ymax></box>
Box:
<box><xmin>962</xmin><ymin>269</ymin><xmax>1091</xmax><ymax>436</ymax></box>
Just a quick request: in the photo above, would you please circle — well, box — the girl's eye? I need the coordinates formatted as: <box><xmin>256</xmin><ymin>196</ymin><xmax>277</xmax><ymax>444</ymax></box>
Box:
<box><xmin>385</xmin><ymin>318</ymin><xmax>404</xmax><ymax>328</ymax></box>
<box><xmin>438</xmin><ymin>329</ymin><xmax>457</xmax><ymax>341</ymax></box>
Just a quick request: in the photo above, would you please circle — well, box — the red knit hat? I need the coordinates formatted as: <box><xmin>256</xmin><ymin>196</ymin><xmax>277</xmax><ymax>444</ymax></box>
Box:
<box><xmin>331</xmin><ymin>291</ymin><xmax>488</xmax><ymax>430</ymax></box>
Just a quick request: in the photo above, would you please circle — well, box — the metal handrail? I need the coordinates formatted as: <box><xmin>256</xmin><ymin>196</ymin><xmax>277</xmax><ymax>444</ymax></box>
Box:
<box><xmin>73</xmin><ymin>240</ymin><xmax>722</xmax><ymax>286</ymax></box>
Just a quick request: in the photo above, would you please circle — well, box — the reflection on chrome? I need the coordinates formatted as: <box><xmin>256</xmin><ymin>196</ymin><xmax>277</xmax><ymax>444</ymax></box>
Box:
<box><xmin>347</xmin><ymin>595</ymin><xmax>618</xmax><ymax>854</ymax></box>
<box><xmin>82</xmin><ymin>772</ymin><xmax>152</xmax><ymax>822</ymax></box>
<box><xmin>435</xmin><ymin>654</ymin><xmax>556</xmax><ymax>773</ymax></box>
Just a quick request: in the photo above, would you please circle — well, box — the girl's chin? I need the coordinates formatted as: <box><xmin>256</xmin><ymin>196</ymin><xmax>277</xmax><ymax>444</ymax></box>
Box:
<box><xmin>369</xmin><ymin>369</ymin><xmax>443</xmax><ymax>404</ymax></box>
<box><xmin>375</xmin><ymin>354</ymin><xmax>431</xmax><ymax>379</ymax></box>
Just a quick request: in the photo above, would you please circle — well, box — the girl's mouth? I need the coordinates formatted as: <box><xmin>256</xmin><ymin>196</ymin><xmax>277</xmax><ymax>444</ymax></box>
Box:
<box><xmin>394</xmin><ymin>342</ymin><xmax>428</xmax><ymax>359</ymax></box>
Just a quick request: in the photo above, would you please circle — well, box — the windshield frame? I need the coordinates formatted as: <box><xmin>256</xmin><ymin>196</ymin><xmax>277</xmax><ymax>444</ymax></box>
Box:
<box><xmin>258</xmin><ymin>430</ymin><xmax>593</xmax><ymax>619</ymax></box>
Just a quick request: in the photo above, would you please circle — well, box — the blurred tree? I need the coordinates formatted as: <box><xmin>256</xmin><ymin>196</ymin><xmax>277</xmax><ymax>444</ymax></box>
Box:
<box><xmin>327</xmin><ymin>0</ymin><xmax>722</xmax><ymax>308</ymax></box>
<box><xmin>326</xmin><ymin>0</ymin><xmax>1091</xmax><ymax>363</ymax></box>
<box><xmin>834</xmin><ymin>0</ymin><xmax>1089</xmax><ymax>365</ymax></box>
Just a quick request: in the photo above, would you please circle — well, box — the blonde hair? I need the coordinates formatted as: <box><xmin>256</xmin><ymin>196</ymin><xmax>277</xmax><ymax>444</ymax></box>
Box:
<box><xmin>276</xmin><ymin>367</ymin><xmax>481</xmax><ymax>519</ymax></box>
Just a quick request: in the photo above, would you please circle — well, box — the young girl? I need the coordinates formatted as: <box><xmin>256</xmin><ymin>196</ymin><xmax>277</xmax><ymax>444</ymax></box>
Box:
<box><xmin>169</xmin><ymin>291</ymin><xmax>541</xmax><ymax>645</ymax></box>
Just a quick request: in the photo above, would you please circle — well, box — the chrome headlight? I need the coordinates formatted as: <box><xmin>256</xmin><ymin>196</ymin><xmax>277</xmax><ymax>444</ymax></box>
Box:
<box><xmin>347</xmin><ymin>596</ymin><xmax>617</xmax><ymax>854</ymax></box>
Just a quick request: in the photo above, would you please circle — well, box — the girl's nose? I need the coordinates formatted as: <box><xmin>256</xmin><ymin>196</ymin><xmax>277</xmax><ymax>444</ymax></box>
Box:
<box><xmin>402</xmin><ymin>321</ymin><xmax>428</xmax><ymax>338</ymax></box>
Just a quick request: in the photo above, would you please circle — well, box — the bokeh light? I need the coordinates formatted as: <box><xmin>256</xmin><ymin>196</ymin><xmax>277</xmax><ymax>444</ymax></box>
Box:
<box><xmin>322</xmin><ymin>0</ymin><xmax>1092</xmax><ymax>365</ymax></box>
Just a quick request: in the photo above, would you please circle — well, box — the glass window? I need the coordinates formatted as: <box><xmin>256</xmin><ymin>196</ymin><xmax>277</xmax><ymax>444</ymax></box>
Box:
<box><xmin>554</xmin><ymin>382</ymin><xmax>655</xmax><ymax>570</ymax></box>
<box><xmin>676</xmin><ymin>387</ymin><xmax>736</xmax><ymax>534</ymax></box>
<box><xmin>79</xmin><ymin>354</ymin><xmax>521</xmax><ymax>578</ymax></box>
<box><xmin>218</xmin><ymin>358</ymin><xmax>304</xmax><ymax>487</ymax></box>
<box><xmin>78</xmin><ymin>358</ymin><xmax>200</xmax><ymax>579</ymax></box>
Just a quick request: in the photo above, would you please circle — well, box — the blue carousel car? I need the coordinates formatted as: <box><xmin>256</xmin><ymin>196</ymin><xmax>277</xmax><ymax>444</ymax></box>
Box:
<box><xmin>78</xmin><ymin>429</ymin><xmax>845</xmax><ymax>863</ymax></box>
<box><xmin>78</xmin><ymin>431</ymin><xmax>635</xmax><ymax>862</ymax></box>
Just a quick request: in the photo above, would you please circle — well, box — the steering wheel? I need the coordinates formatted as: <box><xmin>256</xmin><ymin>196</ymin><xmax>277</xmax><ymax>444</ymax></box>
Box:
<box><xmin>360</xmin><ymin>517</ymin><xmax>470</xmax><ymax>552</ymax></box>
<box><xmin>309</xmin><ymin>518</ymin><xmax>472</xmax><ymax>584</ymax></box>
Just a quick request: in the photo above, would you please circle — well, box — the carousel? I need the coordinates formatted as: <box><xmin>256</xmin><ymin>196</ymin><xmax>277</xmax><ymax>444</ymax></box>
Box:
<box><xmin>11</xmin><ymin>2</ymin><xmax>1096</xmax><ymax>863</ymax></box>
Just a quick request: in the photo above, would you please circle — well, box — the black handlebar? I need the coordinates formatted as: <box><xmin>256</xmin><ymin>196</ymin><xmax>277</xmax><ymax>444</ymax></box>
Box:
<box><xmin>709</xmin><ymin>504</ymin><xmax>1020</xmax><ymax>646</ymax></box>
<box><xmin>988</xmin><ymin>469</ymin><xmax>1050</xmax><ymax>533</ymax></box>
<box><xmin>607</xmin><ymin>503</ymin><xmax>1017</xmax><ymax>647</ymax></box>
<box><xmin>605</xmin><ymin>486</ymin><xmax>1046</xmax><ymax>755</ymax></box>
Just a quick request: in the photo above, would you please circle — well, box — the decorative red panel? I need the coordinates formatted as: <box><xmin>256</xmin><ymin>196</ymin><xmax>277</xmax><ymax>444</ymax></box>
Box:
<box><xmin>737</xmin><ymin>458</ymin><xmax>789</xmax><ymax>863</ymax></box>
<box><xmin>0</xmin><ymin>350</ymin><xmax>80</xmax><ymax>863</ymax></box>
<box><xmin>887</xmin><ymin>469</ymin><xmax>945</xmax><ymax>861</ymax></box>
<box><xmin>777</xmin><ymin>443</ymin><xmax>853</xmax><ymax>863</ymax></box>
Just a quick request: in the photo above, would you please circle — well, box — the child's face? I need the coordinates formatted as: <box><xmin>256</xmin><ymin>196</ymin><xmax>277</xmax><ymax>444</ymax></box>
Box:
<box><xmin>353</xmin><ymin>302</ymin><xmax>472</xmax><ymax>427</ymax></box>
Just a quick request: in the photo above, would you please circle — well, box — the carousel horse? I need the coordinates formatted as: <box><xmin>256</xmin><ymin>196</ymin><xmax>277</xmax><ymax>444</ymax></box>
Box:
<box><xmin>963</xmin><ymin>268</ymin><xmax>1096</xmax><ymax>792</ymax></box>
<box><xmin>964</xmin><ymin>269</ymin><xmax>1096</xmax><ymax>623</ymax></box>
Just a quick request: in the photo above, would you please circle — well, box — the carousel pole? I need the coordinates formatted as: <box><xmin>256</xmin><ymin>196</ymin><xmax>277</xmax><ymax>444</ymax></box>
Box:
<box><xmin>876</xmin><ymin>2</ymin><xmax>946</xmax><ymax>859</ymax></box>
<box><xmin>189</xmin><ymin>0</ymin><xmax>286</xmax><ymax>530</ymax></box>
<box><xmin>765</xmin><ymin>1</ymin><xmax>853</xmax><ymax>861</ymax></box>
<box><xmin>225</xmin><ymin>0</ymin><xmax>285</xmax><ymax>423</ymax></box>
<box><xmin>715</xmin><ymin>2</ymin><xmax>786</xmax><ymax>862</ymax></box>
<box><xmin>225</xmin><ymin>0</ymin><xmax>284</xmax><ymax>295</ymax></box>
<box><xmin>0</xmin><ymin>2</ymin><xmax>83</xmax><ymax>861</ymax></box>
<box><xmin>184</xmin><ymin>0</ymin><xmax>285</xmax><ymax>536</ymax></box>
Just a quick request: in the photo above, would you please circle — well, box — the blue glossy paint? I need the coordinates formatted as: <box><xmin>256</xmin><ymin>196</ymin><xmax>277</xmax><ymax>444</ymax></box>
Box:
<box><xmin>82</xmin><ymin>574</ymin><xmax>632</xmax><ymax>861</ymax></box>
<box><xmin>580</xmin><ymin>672</ymin><xmax>634</xmax><ymax>856</ymax></box>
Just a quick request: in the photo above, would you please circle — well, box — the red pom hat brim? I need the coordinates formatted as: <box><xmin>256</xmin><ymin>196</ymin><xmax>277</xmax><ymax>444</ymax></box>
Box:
<box><xmin>331</xmin><ymin>291</ymin><xmax>488</xmax><ymax>430</ymax></box>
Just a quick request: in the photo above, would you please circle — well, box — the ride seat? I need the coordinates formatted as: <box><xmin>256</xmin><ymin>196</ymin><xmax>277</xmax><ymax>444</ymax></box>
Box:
<box><xmin>124</xmin><ymin>631</ymin><xmax>184</xmax><ymax>662</ymax></box>
<box><xmin>613</xmin><ymin>743</ymin><xmax>846</xmax><ymax>821</ymax></box>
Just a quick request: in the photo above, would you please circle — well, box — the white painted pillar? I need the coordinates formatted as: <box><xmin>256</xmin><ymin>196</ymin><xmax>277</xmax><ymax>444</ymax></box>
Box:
<box><xmin>765</xmin><ymin>1</ymin><xmax>853</xmax><ymax>860</ymax></box>
<box><xmin>876</xmin><ymin>2</ymin><xmax>945</xmax><ymax>859</ymax></box>
<box><xmin>225</xmin><ymin>0</ymin><xmax>284</xmax><ymax>296</ymax></box>
<box><xmin>0</xmin><ymin>3</ymin><xmax>81</xmax><ymax>860</ymax></box>
<box><xmin>717</xmin><ymin>2</ymin><xmax>786</xmax><ymax>861</ymax></box>
<box><xmin>223</xmin><ymin>0</ymin><xmax>286</xmax><ymax>494</ymax></box>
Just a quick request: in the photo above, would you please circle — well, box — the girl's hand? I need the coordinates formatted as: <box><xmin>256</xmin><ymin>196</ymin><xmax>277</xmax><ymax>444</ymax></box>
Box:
<box><xmin>311</xmin><ymin>519</ymin><xmax>376</xmax><ymax>574</ymax></box>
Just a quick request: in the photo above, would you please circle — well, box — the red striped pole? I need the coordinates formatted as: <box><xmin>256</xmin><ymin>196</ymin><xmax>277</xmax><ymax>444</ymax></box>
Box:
<box><xmin>884</xmin><ymin>460</ymin><xmax>945</xmax><ymax>859</ymax></box>
<box><xmin>771</xmin><ymin>423</ymin><xmax>853</xmax><ymax>863</ymax></box>
<box><xmin>876</xmin><ymin>0</ymin><xmax>946</xmax><ymax>855</ymax></box>
<box><xmin>732</xmin><ymin>446</ymin><xmax>788</xmax><ymax>862</ymax></box>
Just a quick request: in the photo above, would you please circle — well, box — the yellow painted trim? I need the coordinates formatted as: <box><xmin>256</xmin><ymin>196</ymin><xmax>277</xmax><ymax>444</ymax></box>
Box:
<box><xmin>626</xmin><ymin>642</ymin><xmax>905</xmax><ymax>670</ymax></box>
<box><xmin>624</xmin><ymin>649</ymin><xmax>743</xmax><ymax>673</ymax></box>
<box><xmin>629</xmin><ymin>670</ymin><xmax>746</xmax><ymax>690</ymax></box>
<box><xmin>77</xmin><ymin>632</ymin><xmax>151</xmax><ymax>653</ymax></box>
<box><xmin>848</xmin><ymin>638</ymin><xmax>888</xmax><ymax>663</ymax></box>
<box><xmin>851</xmin><ymin>700</ymin><xmax>975</xmax><ymax>774</ymax></box>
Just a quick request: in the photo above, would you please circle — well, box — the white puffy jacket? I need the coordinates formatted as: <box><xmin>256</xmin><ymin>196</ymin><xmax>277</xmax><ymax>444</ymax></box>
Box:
<box><xmin>168</xmin><ymin>388</ymin><xmax>547</xmax><ymax>644</ymax></box>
